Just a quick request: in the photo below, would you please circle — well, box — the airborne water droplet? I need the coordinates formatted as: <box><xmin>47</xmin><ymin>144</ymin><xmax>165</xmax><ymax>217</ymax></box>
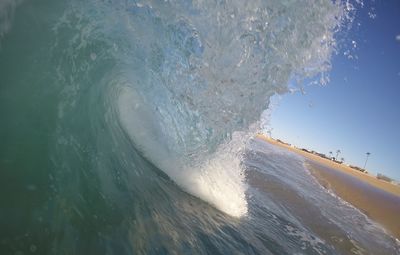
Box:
<box><xmin>90</xmin><ymin>52</ymin><xmax>97</xmax><ymax>60</ymax></box>
<box><xmin>30</xmin><ymin>245</ymin><xmax>37</xmax><ymax>253</ymax></box>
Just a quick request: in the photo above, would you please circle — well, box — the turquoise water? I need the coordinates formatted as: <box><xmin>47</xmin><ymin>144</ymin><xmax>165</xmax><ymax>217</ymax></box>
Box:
<box><xmin>1</xmin><ymin>0</ymin><xmax>399</xmax><ymax>254</ymax></box>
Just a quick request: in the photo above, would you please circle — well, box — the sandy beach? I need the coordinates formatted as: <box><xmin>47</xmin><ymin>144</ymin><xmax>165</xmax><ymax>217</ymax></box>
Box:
<box><xmin>256</xmin><ymin>134</ymin><xmax>400</xmax><ymax>240</ymax></box>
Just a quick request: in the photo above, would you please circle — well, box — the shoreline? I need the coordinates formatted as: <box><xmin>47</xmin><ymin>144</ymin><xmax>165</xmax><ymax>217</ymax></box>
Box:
<box><xmin>256</xmin><ymin>134</ymin><xmax>400</xmax><ymax>240</ymax></box>
<box><xmin>256</xmin><ymin>134</ymin><xmax>400</xmax><ymax>196</ymax></box>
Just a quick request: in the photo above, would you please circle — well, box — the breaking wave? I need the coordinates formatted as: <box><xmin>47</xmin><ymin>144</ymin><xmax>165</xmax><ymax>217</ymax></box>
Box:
<box><xmin>58</xmin><ymin>0</ymin><xmax>345</xmax><ymax>217</ymax></box>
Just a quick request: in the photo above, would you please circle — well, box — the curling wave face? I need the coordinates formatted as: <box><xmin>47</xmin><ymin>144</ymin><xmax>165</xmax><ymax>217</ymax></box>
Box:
<box><xmin>50</xmin><ymin>0</ymin><xmax>342</xmax><ymax>217</ymax></box>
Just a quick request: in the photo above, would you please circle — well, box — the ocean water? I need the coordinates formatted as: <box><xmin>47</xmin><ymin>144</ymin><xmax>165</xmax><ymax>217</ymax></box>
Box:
<box><xmin>1</xmin><ymin>0</ymin><xmax>399</xmax><ymax>254</ymax></box>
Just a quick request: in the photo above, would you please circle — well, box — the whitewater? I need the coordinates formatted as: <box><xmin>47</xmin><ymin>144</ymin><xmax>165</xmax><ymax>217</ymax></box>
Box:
<box><xmin>1</xmin><ymin>0</ymin><xmax>399</xmax><ymax>254</ymax></box>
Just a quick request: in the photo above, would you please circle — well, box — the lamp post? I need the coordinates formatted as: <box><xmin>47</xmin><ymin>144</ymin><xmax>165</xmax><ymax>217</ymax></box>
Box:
<box><xmin>363</xmin><ymin>152</ymin><xmax>371</xmax><ymax>170</ymax></box>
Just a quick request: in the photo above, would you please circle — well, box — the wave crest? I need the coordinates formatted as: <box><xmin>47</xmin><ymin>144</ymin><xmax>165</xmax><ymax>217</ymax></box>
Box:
<box><xmin>52</xmin><ymin>0</ymin><xmax>348</xmax><ymax>217</ymax></box>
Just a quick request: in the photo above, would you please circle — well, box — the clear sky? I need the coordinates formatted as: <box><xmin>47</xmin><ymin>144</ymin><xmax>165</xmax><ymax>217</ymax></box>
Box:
<box><xmin>268</xmin><ymin>0</ymin><xmax>400</xmax><ymax>180</ymax></box>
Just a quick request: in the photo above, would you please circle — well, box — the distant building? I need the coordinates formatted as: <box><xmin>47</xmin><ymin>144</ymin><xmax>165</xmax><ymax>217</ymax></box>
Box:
<box><xmin>332</xmin><ymin>159</ymin><xmax>343</xmax><ymax>164</ymax></box>
<box><xmin>314</xmin><ymin>152</ymin><xmax>328</xmax><ymax>159</ymax></box>
<box><xmin>349</xmin><ymin>165</ymin><xmax>366</xmax><ymax>173</ymax></box>
<box><xmin>276</xmin><ymin>139</ymin><xmax>291</xmax><ymax>146</ymax></box>
<box><xmin>377</xmin><ymin>173</ymin><xmax>393</xmax><ymax>183</ymax></box>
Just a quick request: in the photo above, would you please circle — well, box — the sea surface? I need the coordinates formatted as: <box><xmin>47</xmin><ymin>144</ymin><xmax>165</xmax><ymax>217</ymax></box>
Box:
<box><xmin>1</xmin><ymin>0</ymin><xmax>399</xmax><ymax>254</ymax></box>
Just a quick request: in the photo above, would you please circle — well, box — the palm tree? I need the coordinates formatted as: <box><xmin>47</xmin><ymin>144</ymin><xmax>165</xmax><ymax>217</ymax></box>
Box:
<box><xmin>335</xmin><ymin>149</ymin><xmax>341</xmax><ymax>160</ymax></box>
<box><xmin>363</xmin><ymin>152</ymin><xmax>371</xmax><ymax>170</ymax></box>
<box><xmin>341</xmin><ymin>157</ymin><xmax>345</xmax><ymax>163</ymax></box>
<box><xmin>329</xmin><ymin>151</ymin><xmax>333</xmax><ymax>160</ymax></box>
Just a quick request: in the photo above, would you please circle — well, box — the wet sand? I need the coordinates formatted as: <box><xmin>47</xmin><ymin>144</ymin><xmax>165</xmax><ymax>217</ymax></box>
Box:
<box><xmin>247</xmin><ymin>170</ymin><xmax>367</xmax><ymax>254</ymax></box>
<box><xmin>307</xmin><ymin>161</ymin><xmax>400</xmax><ymax>240</ymax></box>
<box><xmin>256</xmin><ymin>135</ymin><xmax>400</xmax><ymax>240</ymax></box>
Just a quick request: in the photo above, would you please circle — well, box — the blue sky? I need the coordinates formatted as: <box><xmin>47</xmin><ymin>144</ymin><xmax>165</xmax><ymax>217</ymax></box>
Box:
<box><xmin>268</xmin><ymin>0</ymin><xmax>400</xmax><ymax>180</ymax></box>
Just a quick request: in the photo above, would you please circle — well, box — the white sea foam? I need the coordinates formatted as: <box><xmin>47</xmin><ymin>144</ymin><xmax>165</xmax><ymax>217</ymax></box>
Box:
<box><xmin>118</xmin><ymin>86</ymin><xmax>248</xmax><ymax>217</ymax></box>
